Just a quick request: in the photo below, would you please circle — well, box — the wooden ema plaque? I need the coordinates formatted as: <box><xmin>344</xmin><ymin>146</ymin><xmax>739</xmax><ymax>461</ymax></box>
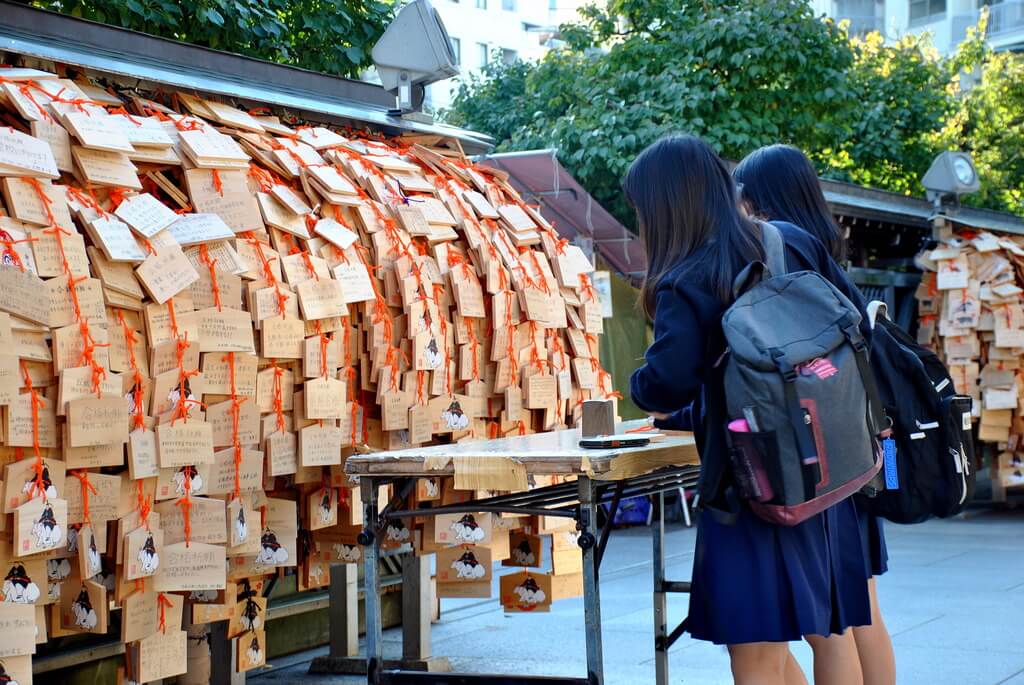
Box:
<box><xmin>0</xmin><ymin>60</ymin><xmax>621</xmax><ymax>677</ymax></box>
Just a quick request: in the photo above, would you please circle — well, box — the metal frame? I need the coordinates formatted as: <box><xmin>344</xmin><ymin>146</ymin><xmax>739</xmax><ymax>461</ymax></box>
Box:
<box><xmin>650</xmin><ymin>492</ymin><xmax>694</xmax><ymax>684</ymax></box>
<box><xmin>33</xmin><ymin>472</ymin><xmax>698</xmax><ymax>684</ymax></box>
<box><xmin>356</xmin><ymin>466</ymin><xmax>700</xmax><ymax>685</ymax></box>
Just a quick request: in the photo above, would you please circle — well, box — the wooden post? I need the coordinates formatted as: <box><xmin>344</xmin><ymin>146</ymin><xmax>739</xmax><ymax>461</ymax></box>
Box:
<box><xmin>990</xmin><ymin>443</ymin><xmax>1008</xmax><ymax>505</ymax></box>
<box><xmin>329</xmin><ymin>563</ymin><xmax>359</xmax><ymax>657</ymax></box>
<box><xmin>401</xmin><ymin>553</ymin><xmax>431</xmax><ymax>661</ymax></box>
<box><xmin>307</xmin><ymin>561</ymin><xmax>373</xmax><ymax>675</ymax></box>
<box><xmin>209</xmin><ymin>621</ymin><xmax>245</xmax><ymax>685</ymax></box>
<box><xmin>395</xmin><ymin>550</ymin><xmax>450</xmax><ymax>671</ymax></box>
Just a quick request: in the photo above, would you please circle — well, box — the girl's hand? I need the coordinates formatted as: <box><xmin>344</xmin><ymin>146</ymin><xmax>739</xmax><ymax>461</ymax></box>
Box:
<box><xmin>647</xmin><ymin>412</ymin><xmax>671</xmax><ymax>421</ymax></box>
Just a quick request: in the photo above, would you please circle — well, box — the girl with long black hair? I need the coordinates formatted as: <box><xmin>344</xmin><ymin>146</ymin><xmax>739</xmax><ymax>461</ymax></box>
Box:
<box><xmin>628</xmin><ymin>135</ymin><xmax>872</xmax><ymax>685</ymax></box>
<box><xmin>735</xmin><ymin>144</ymin><xmax>896</xmax><ymax>685</ymax></box>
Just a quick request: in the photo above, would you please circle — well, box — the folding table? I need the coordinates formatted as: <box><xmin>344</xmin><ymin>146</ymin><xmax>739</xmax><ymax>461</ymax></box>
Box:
<box><xmin>340</xmin><ymin>420</ymin><xmax>700</xmax><ymax>685</ymax></box>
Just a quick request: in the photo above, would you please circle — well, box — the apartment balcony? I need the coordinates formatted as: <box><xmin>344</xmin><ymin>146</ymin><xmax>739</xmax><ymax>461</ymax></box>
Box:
<box><xmin>954</xmin><ymin>2</ymin><xmax>1024</xmax><ymax>49</ymax></box>
<box><xmin>989</xmin><ymin>1</ymin><xmax>1024</xmax><ymax>36</ymax></box>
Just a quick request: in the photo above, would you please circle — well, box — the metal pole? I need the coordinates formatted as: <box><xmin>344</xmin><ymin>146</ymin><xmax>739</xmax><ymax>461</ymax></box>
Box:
<box><xmin>361</xmin><ymin>478</ymin><xmax>383</xmax><ymax>685</ymax></box>
<box><xmin>652</xmin><ymin>492</ymin><xmax>668</xmax><ymax>685</ymax></box>
<box><xmin>578</xmin><ymin>476</ymin><xmax>604</xmax><ymax>685</ymax></box>
<box><xmin>680</xmin><ymin>488</ymin><xmax>692</xmax><ymax>528</ymax></box>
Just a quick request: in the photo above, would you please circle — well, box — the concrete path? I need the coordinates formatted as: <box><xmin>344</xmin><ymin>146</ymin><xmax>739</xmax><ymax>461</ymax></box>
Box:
<box><xmin>252</xmin><ymin>509</ymin><xmax>1024</xmax><ymax>684</ymax></box>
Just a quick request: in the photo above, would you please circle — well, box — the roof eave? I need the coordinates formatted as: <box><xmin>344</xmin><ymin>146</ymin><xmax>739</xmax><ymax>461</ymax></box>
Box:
<box><xmin>0</xmin><ymin>1</ymin><xmax>494</xmax><ymax>154</ymax></box>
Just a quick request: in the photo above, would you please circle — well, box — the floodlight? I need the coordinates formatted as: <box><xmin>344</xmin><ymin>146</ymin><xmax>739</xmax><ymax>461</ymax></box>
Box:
<box><xmin>922</xmin><ymin>151</ymin><xmax>981</xmax><ymax>209</ymax></box>
<box><xmin>372</xmin><ymin>0</ymin><xmax>460</xmax><ymax>114</ymax></box>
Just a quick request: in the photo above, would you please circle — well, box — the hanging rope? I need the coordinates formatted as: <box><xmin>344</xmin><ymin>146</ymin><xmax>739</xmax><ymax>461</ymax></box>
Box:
<box><xmin>242</xmin><ymin>232</ymin><xmax>288</xmax><ymax>318</ymax></box>
<box><xmin>176</xmin><ymin>472</ymin><xmax>193</xmax><ymax>548</ymax></box>
<box><xmin>224</xmin><ymin>352</ymin><xmax>247</xmax><ymax>501</ymax></box>
<box><xmin>210</xmin><ymin>169</ymin><xmax>224</xmax><ymax>197</ymax></box>
<box><xmin>169</xmin><ymin>310</ymin><xmax>202</xmax><ymax>423</ymax></box>
<box><xmin>136</xmin><ymin>479</ymin><xmax>151</xmax><ymax>531</ymax></box>
<box><xmin>579</xmin><ymin>273</ymin><xmax>597</xmax><ymax>303</ymax></box>
<box><xmin>157</xmin><ymin>592</ymin><xmax>174</xmax><ymax>633</ymax></box>
<box><xmin>197</xmin><ymin>244</ymin><xmax>223</xmax><ymax>312</ymax></box>
<box><xmin>349</xmin><ymin>400</ymin><xmax>360</xmax><ymax>447</ymax></box>
<box><xmin>116</xmin><ymin>309</ymin><xmax>146</xmax><ymax>430</ymax></box>
<box><xmin>69</xmin><ymin>470</ymin><xmax>97</xmax><ymax>527</ymax></box>
<box><xmin>20</xmin><ymin>360</ymin><xmax>46</xmax><ymax>501</ymax></box>
<box><xmin>25</xmin><ymin>178</ymin><xmax>106</xmax><ymax>397</ymax></box>
<box><xmin>270</xmin><ymin>359</ymin><xmax>286</xmax><ymax>434</ymax></box>
<box><xmin>466</xmin><ymin>319</ymin><xmax>481</xmax><ymax>381</ymax></box>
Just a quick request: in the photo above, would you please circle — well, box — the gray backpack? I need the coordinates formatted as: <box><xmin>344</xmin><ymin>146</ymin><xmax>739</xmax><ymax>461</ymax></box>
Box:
<box><xmin>722</xmin><ymin>223</ymin><xmax>884</xmax><ymax>526</ymax></box>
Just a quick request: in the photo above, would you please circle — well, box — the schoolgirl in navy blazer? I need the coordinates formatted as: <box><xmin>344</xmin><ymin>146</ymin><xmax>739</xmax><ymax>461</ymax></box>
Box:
<box><xmin>626</xmin><ymin>135</ymin><xmax>872</xmax><ymax>685</ymax></box>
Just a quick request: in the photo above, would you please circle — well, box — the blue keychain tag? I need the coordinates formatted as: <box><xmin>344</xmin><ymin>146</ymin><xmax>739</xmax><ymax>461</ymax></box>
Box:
<box><xmin>882</xmin><ymin>437</ymin><xmax>899</xmax><ymax>490</ymax></box>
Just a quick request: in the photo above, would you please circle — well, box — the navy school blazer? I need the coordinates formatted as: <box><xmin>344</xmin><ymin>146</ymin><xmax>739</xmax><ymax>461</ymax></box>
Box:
<box><xmin>629</xmin><ymin>221</ymin><xmax>869</xmax><ymax>508</ymax></box>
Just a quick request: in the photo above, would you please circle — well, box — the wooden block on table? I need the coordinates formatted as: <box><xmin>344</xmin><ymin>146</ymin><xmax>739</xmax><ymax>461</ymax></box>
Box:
<box><xmin>581</xmin><ymin>399</ymin><xmax>615</xmax><ymax>438</ymax></box>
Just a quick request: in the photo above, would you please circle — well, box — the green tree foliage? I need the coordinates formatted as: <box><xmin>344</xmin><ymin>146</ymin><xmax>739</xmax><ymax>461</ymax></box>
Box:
<box><xmin>822</xmin><ymin>32</ymin><xmax>952</xmax><ymax>195</ymax></box>
<box><xmin>942</xmin><ymin>13</ymin><xmax>1024</xmax><ymax>214</ymax></box>
<box><xmin>446</xmin><ymin>0</ymin><xmax>1018</xmax><ymax>223</ymax></box>
<box><xmin>32</xmin><ymin>0</ymin><xmax>395</xmax><ymax>77</ymax></box>
<box><xmin>448</xmin><ymin>0</ymin><xmax>857</xmax><ymax>225</ymax></box>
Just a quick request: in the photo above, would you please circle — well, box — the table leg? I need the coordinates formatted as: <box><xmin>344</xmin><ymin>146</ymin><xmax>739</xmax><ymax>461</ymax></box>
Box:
<box><xmin>578</xmin><ymin>476</ymin><xmax>604</xmax><ymax>685</ymax></box>
<box><xmin>679</xmin><ymin>487</ymin><xmax>692</xmax><ymax>528</ymax></box>
<box><xmin>652</xmin><ymin>492</ymin><xmax>668</xmax><ymax>685</ymax></box>
<box><xmin>362</xmin><ymin>478</ymin><xmax>383</xmax><ymax>685</ymax></box>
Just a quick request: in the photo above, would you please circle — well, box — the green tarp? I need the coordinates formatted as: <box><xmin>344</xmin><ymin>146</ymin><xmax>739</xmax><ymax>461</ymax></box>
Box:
<box><xmin>596</xmin><ymin>265</ymin><xmax>652</xmax><ymax>420</ymax></box>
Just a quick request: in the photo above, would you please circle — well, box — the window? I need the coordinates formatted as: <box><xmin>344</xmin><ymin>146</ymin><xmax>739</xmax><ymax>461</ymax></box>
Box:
<box><xmin>834</xmin><ymin>0</ymin><xmax>882</xmax><ymax>36</ymax></box>
<box><xmin>475</xmin><ymin>0</ymin><xmax>487</xmax><ymax>9</ymax></box>
<box><xmin>909</xmin><ymin>0</ymin><xmax>946</xmax><ymax>24</ymax></box>
<box><xmin>477</xmin><ymin>42</ymin><xmax>489</xmax><ymax>67</ymax></box>
<box><xmin>502</xmin><ymin>0</ymin><xmax>516</xmax><ymax>10</ymax></box>
<box><xmin>834</xmin><ymin>0</ymin><xmax>876</xmax><ymax>17</ymax></box>
<box><xmin>501</xmin><ymin>48</ymin><xmax>518</xmax><ymax>65</ymax></box>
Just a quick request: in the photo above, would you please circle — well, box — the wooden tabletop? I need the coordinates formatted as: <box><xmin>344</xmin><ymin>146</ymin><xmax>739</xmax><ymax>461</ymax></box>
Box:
<box><xmin>344</xmin><ymin>420</ymin><xmax>699</xmax><ymax>481</ymax></box>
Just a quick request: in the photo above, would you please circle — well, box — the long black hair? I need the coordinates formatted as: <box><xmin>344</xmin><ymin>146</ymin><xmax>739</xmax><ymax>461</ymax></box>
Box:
<box><xmin>733</xmin><ymin>144</ymin><xmax>845</xmax><ymax>261</ymax></box>
<box><xmin>624</xmin><ymin>135</ymin><xmax>762</xmax><ymax>316</ymax></box>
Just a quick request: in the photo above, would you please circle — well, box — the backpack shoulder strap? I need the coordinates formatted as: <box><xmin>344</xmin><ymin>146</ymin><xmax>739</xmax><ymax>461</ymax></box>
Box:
<box><xmin>866</xmin><ymin>300</ymin><xmax>888</xmax><ymax>329</ymax></box>
<box><xmin>759</xmin><ymin>222</ymin><xmax>787</xmax><ymax>277</ymax></box>
<box><xmin>729</xmin><ymin>222</ymin><xmax>787</xmax><ymax>299</ymax></box>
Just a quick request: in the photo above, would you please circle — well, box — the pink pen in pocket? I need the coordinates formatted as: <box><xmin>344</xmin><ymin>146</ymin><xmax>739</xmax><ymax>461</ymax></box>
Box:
<box><xmin>728</xmin><ymin>418</ymin><xmax>750</xmax><ymax>433</ymax></box>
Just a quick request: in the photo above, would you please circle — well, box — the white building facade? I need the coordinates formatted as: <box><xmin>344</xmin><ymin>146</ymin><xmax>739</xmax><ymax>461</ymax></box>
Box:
<box><xmin>425</xmin><ymin>0</ymin><xmax>550</xmax><ymax>111</ymax></box>
<box><xmin>814</xmin><ymin>0</ymin><xmax>1024</xmax><ymax>53</ymax></box>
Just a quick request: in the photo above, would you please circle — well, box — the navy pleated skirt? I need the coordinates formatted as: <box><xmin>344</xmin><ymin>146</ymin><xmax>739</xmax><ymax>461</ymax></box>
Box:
<box><xmin>686</xmin><ymin>497</ymin><xmax>872</xmax><ymax>645</ymax></box>
<box><xmin>856</xmin><ymin>504</ymin><xmax>888</xmax><ymax>577</ymax></box>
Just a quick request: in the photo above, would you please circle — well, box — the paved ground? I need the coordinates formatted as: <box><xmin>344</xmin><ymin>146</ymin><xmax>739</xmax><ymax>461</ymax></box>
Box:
<box><xmin>253</xmin><ymin>508</ymin><xmax>1024</xmax><ymax>684</ymax></box>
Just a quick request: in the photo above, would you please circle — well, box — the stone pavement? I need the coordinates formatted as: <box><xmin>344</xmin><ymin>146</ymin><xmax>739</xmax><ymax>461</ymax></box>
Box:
<box><xmin>252</xmin><ymin>509</ymin><xmax>1024</xmax><ymax>684</ymax></box>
